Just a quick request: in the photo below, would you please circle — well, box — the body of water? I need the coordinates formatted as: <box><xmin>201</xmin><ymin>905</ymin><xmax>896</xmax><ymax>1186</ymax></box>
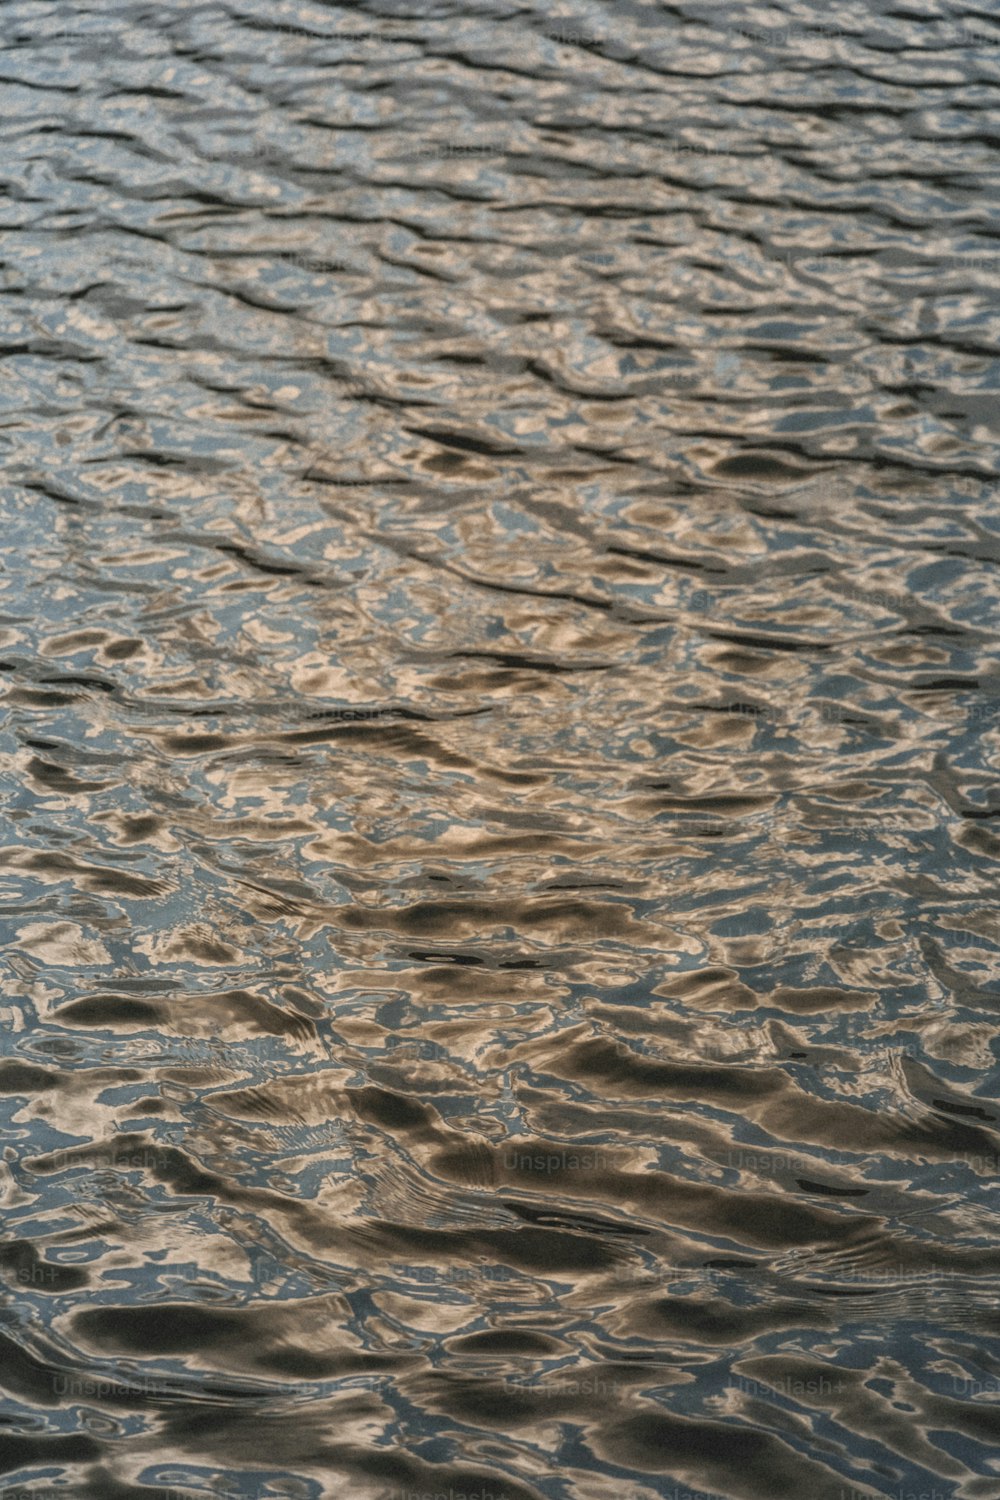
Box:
<box><xmin>1</xmin><ymin>3</ymin><xmax>1000</xmax><ymax>1497</ymax></box>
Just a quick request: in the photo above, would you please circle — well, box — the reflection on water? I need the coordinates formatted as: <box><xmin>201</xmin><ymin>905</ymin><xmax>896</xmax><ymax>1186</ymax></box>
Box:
<box><xmin>1</xmin><ymin>1</ymin><xmax>999</xmax><ymax>1497</ymax></box>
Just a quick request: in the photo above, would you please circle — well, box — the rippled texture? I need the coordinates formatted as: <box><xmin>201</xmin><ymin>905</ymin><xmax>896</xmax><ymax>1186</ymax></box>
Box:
<box><xmin>1</xmin><ymin>2</ymin><xmax>1000</xmax><ymax>1497</ymax></box>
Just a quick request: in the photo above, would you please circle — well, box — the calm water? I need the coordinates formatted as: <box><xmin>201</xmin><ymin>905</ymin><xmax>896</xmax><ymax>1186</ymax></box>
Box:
<box><xmin>1</xmin><ymin>3</ymin><xmax>1000</xmax><ymax>1498</ymax></box>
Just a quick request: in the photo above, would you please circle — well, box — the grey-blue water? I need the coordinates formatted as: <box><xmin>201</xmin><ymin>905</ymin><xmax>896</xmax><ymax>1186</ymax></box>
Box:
<box><xmin>1</xmin><ymin>3</ymin><xmax>1000</xmax><ymax>1497</ymax></box>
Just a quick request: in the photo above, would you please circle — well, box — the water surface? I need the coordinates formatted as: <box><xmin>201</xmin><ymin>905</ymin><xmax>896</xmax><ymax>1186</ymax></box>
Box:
<box><xmin>2</xmin><ymin>2</ymin><xmax>1000</xmax><ymax>1497</ymax></box>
